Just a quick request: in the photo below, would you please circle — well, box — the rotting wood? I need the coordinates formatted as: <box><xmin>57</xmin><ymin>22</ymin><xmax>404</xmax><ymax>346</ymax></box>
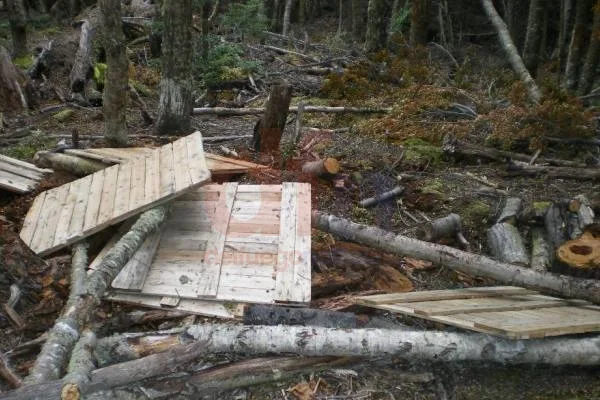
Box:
<box><xmin>359</xmin><ymin>186</ymin><xmax>404</xmax><ymax>208</ymax></box>
<box><xmin>531</xmin><ymin>227</ymin><xmax>551</xmax><ymax>272</ymax></box>
<box><xmin>69</xmin><ymin>20</ymin><xmax>95</xmax><ymax>94</ymax></box>
<box><xmin>302</xmin><ymin>158</ymin><xmax>340</xmax><ymax>178</ymax></box>
<box><xmin>311</xmin><ymin>211</ymin><xmax>600</xmax><ymax>304</ymax></box>
<box><xmin>192</xmin><ymin>105</ymin><xmax>392</xmax><ymax>116</ymax></box>
<box><xmin>497</xmin><ymin>197</ymin><xmax>522</xmax><ymax>224</ymax></box>
<box><xmin>33</xmin><ymin>152</ymin><xmax>107</xmax><ymax>177</ymax></box>
<box><xmin>505</xmin><ymin>161</ymin><xmax>600</xmax><ymax>181</ymax></box>
<box><xmin>487</xmin><ymin>222</ymin><xmax>529</xmax><ymax>266</ymax></box>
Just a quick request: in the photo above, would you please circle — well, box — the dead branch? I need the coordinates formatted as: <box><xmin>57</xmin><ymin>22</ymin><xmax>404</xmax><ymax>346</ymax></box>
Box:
<box><xmin>311</xmin><ymin>211</ymin><xmax>600</xmax><ymax>303</ymax></box>
<box><xmin>0</xmin><ymin>355</ymin><xmax>21</xmax><ymax>389</ymax></box>
<box><xmin>359</xmin><ymin>186</ymin><xmax>404</xmax><ymax>208</ymax></box>
<box><xmin>263</xmin><ymin>44</ymin><xmax>319</xmax><ymax>61</ymax></box>
<box><xmin>505</xmin><ymin>161</ymin><xmax>600</xmax><ymax>181</ymax></box>
<box><xmin>192</xmin><ymin>106</ymin><xmax>392</xmax><ymax>116</ymax></box>
<box><xmin>2</xmin><ymin>284</ymin><xmax>25</xmax><ymax>330</ymax></box>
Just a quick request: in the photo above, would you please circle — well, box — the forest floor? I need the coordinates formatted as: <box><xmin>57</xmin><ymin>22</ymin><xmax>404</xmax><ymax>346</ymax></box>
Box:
<box><xmin>1</xmin><ymin>6</ymin><xmax>600</xmax><ymax>400</ymax></box>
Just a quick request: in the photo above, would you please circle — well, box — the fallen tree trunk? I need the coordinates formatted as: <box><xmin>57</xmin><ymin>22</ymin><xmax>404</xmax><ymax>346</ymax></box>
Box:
<box><xmin>311</xmin><ymin>211</ymin><xmax>600</xmax><ymax>303</ymax></box>
<box><xmin>505</xmin><ymin>161</ymin><xmax>600</xmax><ymax>181</ymax></box>
<box><xmin>192</xmin><ymin>105</ymin><xmax>392</xmax><ymax>116</ymax></box>
<box><xmin>302</xmin><ymin>157</ymin><xmax>340</xmax><ymax>177</ymax></box>
<box><xmin>69</xmin><ymin>20</ymin><xmax>95</xmax><ymax>94</ymax></box>
<box><xmin>33</xmin><ymin>151</ymin><xmax>107</xmax><ymax>177</ymax></box>
<box><xmin>359</xmin><ymin>186</ymin><xmax>404</xmax><ymax>208</ymax></box>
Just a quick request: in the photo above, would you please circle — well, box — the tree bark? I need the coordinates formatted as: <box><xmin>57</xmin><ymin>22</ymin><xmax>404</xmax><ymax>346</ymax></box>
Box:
<box><xmin>358</xmin><ymin>186</ymin><xmax>404</xmax><ymax>208</ymax></box>
<box><xmin>558</xmin><ymin>0</ymin><xmax>574</xmax><ymax>76</ymax></box>
<box><xmin>33</xmin><ymin>151</ymin><xmax>107</xmax><ymax>177</ymax></box>
<box><xmin>564</xmin><ymin>0</ymin><xmax>593</xmax><ymax>91</ymax></box>
<box><xmin>0</xmin><ymin>46</ymin><xmax>27</xmax><ymax>112</ymax></box>
<box><xmin>69</xmin><ymin>20</ymin><xmax>95</xmax><ymax>95</ymax></box>
<box><xmin>252</xmin><ymin>81</ymin><xmax>292</xmax><ymax>153</ymax></box>
<box><xmin>365</xmin><ymin>0</ymin><xmax>392</xmax><ymax>52</ymax></box>
<box><xmin>487</xmin><ymin>223</ymin><xmax>529</xmax><ymax>266</ymax></box>
<box><xmin>99</xmin><ymin>0</ymin><xmax>129</xmax><ymax>147</ymax></box>
<box><xmin>569</xmin><ymin>195</ymin><xmax>596</xmax><ymax>231</ymax></box>
<box><xmin>282</xmin><ymin>0</ymin><xmax>293</xmax><ymax>36</ymax></box>
<box><xmin>531</xmin><ymin>227</ymin><xmax>551</xmax><ymax>272</ymax></box>
<box><xmin>302</xmin><ymin>158</ymin><xmax>340</xmax><ymax>177</ymax></box>
<box><xmin>577</xmin><ymin>0</ymin><xmax>600</xmax><ymax>95</ymax></box>
<box><xmin>420</xmin><ymin>213</ymin><xmax>467</xmax><ymax>246</ymax></box>
<box><xmin>410</xmin><ymin>0</ymin><xmax>430</xmax><ymax>46</ymax></box>
<box><xmin>311</xmin><ymin>211</ymin><xmax>600</xmax><ymax>304</ymax></box>
<box><xmin>7</xmin><ymin>0</ymin><xmax>27</xmax><ymax>58</ymax></box>
<box><xmin>60</xmin><ymin>330</ymin><xmax>96</xmax><ymax>400</ymax></box>
<box><xmin>522</xmin><ymin>0</ymin><xmax>547</xmax><ymax>76</ymax></box>
<box><xmin>155</xmin><ymin>0</ymin><xmax>193</xmax><ymax>135</ymax></box>
<box><xmin>497</xmin><ymin>197</ymin><xmax>522</xmax><ymax>224</ymax></box>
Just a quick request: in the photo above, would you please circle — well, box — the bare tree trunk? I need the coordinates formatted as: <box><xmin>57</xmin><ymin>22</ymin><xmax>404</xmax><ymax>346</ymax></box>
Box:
<box><xmin>558</xmin><ymin>0</ymin><xmax>574</xmax><ymax>78</ymax></box>
<box><xmin>282</xmin><ymin>0</ymin><xmax>293</xmax><ymax>36</ymax></box>
<box><xmin>564</xmin><ymin>0</ymin><xmax>593</xmax><ymax>91</ymax></box>
<box><xmin>7</xmin><ymin>0</ymin><xmax>27</xmax><ymax>58</ymax></box>
<box><xmin>503</xmin><ymin>0</ymin><xmax>528</xmax><ymax>52</ymax></box>
<box><xmin>578</xmin><ymin>0</ymin><xmax>600</xmax><ymax>95</ymax></box>
<box><xmin>252</xmin><ymin>81</ymin><xmax>292</xmax><ymax>153</ymax></box>
<box><xmin>523</xmin><ymin>0</ymin><xmax>547</xmax><ymax>76</ymax></box>
<box><xmin>0</xmin><ymin>46</ymin><xmax>28</xmax><ymax>112</ymax></box>
<box><xmin>99</xmin><ymin>0</ymin><xmax>129</xmax><ymax>146</ymax></box>
<box><xmin>351</xmin><ymin>0</ymin><xmax>363</xmax><ymax>38</ymax></box>
<box><xmin>365</xmin><ymin>0</ymin><xmax>392</xmax><ymax>52</ymax></box>
<box><xmin>410</xmin><ymin>0</ymin><xmax>430</xmax><ymax>46</ymax></box>
<box><xmin>155</xmin><ymin>0</ymin><xmax>193</xmax><ymax>135</ymax></box>
<box><xmin>481</xmin><ymin>0</ymin><xmax>542</xmax><ymax>104</ymax></box>
<box><xmin>69</xmin><ymin>20</ymin><xmax>95</xmax><ymax>95</ymax></box>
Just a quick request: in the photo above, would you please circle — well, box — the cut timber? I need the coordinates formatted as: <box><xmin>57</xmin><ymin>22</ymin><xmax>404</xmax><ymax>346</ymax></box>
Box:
<box><xmin>569</xmin><ymin>195</ymin><xmax>596</xmax><ymax>231</ymax></box>
<box><xmin>497</xmin><ymin>197</ymin><xmax>522</xmax><ymax>224</ymax></box>
<box><xmin>487</xmin><ymin>222</ymin><xmax>529</xmax><ymax>266</ymax></box>
<box><xmin>20</xmin><ymin>132</ymin><xmax>210</xmax><ymax>256</ymax></box>
<box><xmin>557</xmin><ymin>230</ymin><xmax>600</xmax><ymax>279</ymax></box>
<box><xmin>505</xmin><ymin>161</ymin><xmax>600</xmax><ymax>181</ymax></box>
<box><xmin>104</xmin><ymin>183</ymin><xmax>312</xmax><ymax>304</ymax></box>
<box><xmin>355</xmin><ymin>286</ymin><xmax>600</xmax><ymax>339</ymax></box>
<box><xmin>420</xmin><ymin>213</ymin><xmax>469</xmax><ymax>247</ymax></box>
<box><xmin>312</xmin><ymin>211</ymin><xmax>600</xmax><ymax>304</ymax></box>
<box><xmin>0</xmin><ymin>154</ymin><xmax>52</xmax><ymax>194</ymax></box>
<box><xmin>359</xmin><ymin>186</ymin><xmax>404</xmax><ymax>208</ymax></box>
<box><xmin>192</xmin><ymin>106</ymin><xmax>392</xmax><ymax>116</ymax></box>
<box><xmin>252</xmin><ymin>81</ymin><xmax>292</xmax><ymax>152</ymax></box>
<box><xmin>301</xmin><ymin>158</ymin><xmax>340</xmax><ymax>177</ymax></box>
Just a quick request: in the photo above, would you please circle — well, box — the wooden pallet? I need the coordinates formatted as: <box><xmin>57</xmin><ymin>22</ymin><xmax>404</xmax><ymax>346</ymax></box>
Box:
<box><xmin>0</xmin><ymin>154</ymin><xmax>52</xmax><ymax>194</ymax></box>
<box><xmin>355</xmin><ymin>286</ymin><xmax>600</xmax><ymax>339</ymax></box>
<box><xmin>64</xmin><ymin>147</ymin><xmax>266</xmax><ymax>176</ymax></box>
<box><xmin>98</xmin><ymin>182</ymin><xmax>311</xmax><ymax>310</ymax></box>
<box><xmin>20</xmin><ymin>132</ymin><xmax>211</xmax><ymax>256</ymax></box>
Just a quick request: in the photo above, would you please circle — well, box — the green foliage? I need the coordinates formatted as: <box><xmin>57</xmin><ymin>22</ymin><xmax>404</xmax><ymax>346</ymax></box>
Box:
<box><xmin>93</xmin><ymin>63</ymin><xmax>108</xmax><ymax>91</ymax></box>
<box><xmin>52</xmin><ymin>109</ymin><xmax>74</xmax><ymax>122</ymax></box>
<box><xmin>350</xmin><ymin>206</ymin><xmax>374</xmax><ymax>225</ymax></box>
<box><xmin>402</xmin><ymin>138</ymin><xmax>444</xmax><ymax>167</ymax></box>
<box><xmin>220</xmin><ymin>0</ymin><xmax>267</xmax><ymax>41</ymax></box>
<box><xmin>195</xmin><ymin>39</ymin><xmax>261</xmax><ymax>86</ymax></box>
<box><xmin>389</xmin><ymin>3</ymin><xmax>411</xmax><ymax>36</ymax></box>
<box><xmin>13</xmin><ymin>56</ymin><xmax>33</xmax><ymax>69</ymax></box>
<box><xmin>1</xmin><ymin>131</ymin><xmax>55</xmax><ymax>160</ymax></box>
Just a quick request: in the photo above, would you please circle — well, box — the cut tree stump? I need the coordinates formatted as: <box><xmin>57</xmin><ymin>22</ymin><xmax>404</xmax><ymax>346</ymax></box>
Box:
<box><xmin>487</xmin><ymin>223</ymin><xmax>529</xmax><ymax>266</ymax></box>
<box><xmin>302</xmin><ymin>158</ymin><xmax>340</xmax><ymax>177</ymax></box>
<box><xmin>557</xmin><ymin>230</ymin><xmax>600</xmax><ymax>279</ymax></box>
<box><xmin>252</xmin><ymin>81</ymin><xmax>292</xmax><ymax>153</ymax></box>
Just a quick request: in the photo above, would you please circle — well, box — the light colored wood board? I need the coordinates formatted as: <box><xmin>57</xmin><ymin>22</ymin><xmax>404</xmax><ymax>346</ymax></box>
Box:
<box><xmin>223</xmin><ymin>241</ymin><xmax>279</xmax><ymax>255</ymax></box>
<box><xmin>355</xmin><ymin>286</ymin><xmax>538</xmax><ymax>305</ymax></box>
<box><xmin>291</xmin><ymin>183</ymin><xmax>311</xmax><ymax>303</ymax></box>
<box><xmin>34</xmin><ymin>184</ymin><xmax>70</xmax><ymax>253</ymax></box>
<box><xmin>20</xmin><ymin>133</ymin><xmax>211</xmax><ymax>256</ymax></box>
<box><xmin>236</xmin><ymin>185</ymin><xmax>282</xmax><ymax>193</ymax></box>
<box><xmin>221</xmin><ymin>263</ymin><xmax>276</xmax><ymax>278</ymax></box>
<box><xmin>83</xmin><ymin>170</ymin><xmax>105</xmax><ymax>232</ymax></box>
<box><xmin>197</xmin><ymin>183</ymin><xmax>237</xmax><ymax>297</ymax></box>
<box><xmin>128</xmin><ymin>155</ymin><xmax>146</xmax><ymax>210</ymax></box>
<box><xmin>177</xmin><ymin>191</ymin><xmax>220</xmax><ymax>201</ymax></box>
<box><xmin>216</xmin><ymin>286</ymin><xmax>274</xmax><ymax>303</ymax></box>
<box><xmin>112</xmin><ymin>162</ymin><xmax>133</xmax><ymax>219</ymax></box>
<box><xmin>0</xmin><ymin>154</ymin><xmax>52</xmax><ymax>173</ymax></box>
<box><xmin>205</xmin><ymin>153</ymin><xmax>267</xmax><ymax>169</ymax></box>
<box><xmin>153</xmin><ymin>250</ymin><xmax>206</xmax><ymax>263</ymax></box>
<box><xmin>219</xmin><ymin>273</ymin><xmax>276</xmax><ymax>290</ymax></box>
<box><xmin>144</xmin><ymin>151</ymin><xmax>160</xmax><ymax>204</ymax></box>
<box><xmin>97</xmin><ymin>165</ymin><xmax>120</xmax><ymax>225</ymax></box>
<box><xmin>0</xmin><ymin>170</ymin><xmax>36</xmax><ymax>193</ymax></box>
<box><xmin>158</xmin><ymin>142</ymin><xmax>175</xmax><ymax>197</ymax></box>
<box><xmin>274</xmin><ymin>183</ymin><xmax>297</xmax><ymax>301</ymax></box>
<box><xmin>0</xmin><ymin>159</ymin><xmax>47</xmax><ymax>180</ymax></box>
<box><xmin>227</xmin><ymin>222</ymin><xmax>280</xmax><ymax>235</ymax></box>
<box><xmin>82</xmin><ymin>148</ymin><xmax>130</xmax><ymax>163</ymax></box>
<box><xmin>159</xmin><ymin>233</ymin><xmax>209</xmax><ymax>251</ymax></box>
<box><xmin>235</xmin><ymin>191</ymin><xmax>281</xmax><ymax>202</ymax></box>
<box><xmin>160</xmin><ymin>296</ymin><xmax>180</xmax><ymax>307</ymax></box>
<box><xmin>20</xmin><ymin>191</ymin><xmax>47</xmax><ymax>246</ymax></box>
<box><xmin>105</xmin><ymin>292</ymin><xmax>242</xmax><ymax>319</ymax></box>
<box><xmin>172</xmin><ymin>136</ymin><xmax>192</xmax><ymax>192</ymax></box>
<box><xmin>111</xmin><ymin>229</ymin><xmax>163</xmax><ymax>291</ymax></box>
<box><xmin>185</xmin><ymin>133</ymin><xmax>211</xmax><ymax>184</ymax></box>
<box><xmin>142</xmin><ymin>261</ymin><xmax>208</xmax><ymax>298</ymax></box>
<box><xmin>171</xmin><ymin>200</ymin><xmax>217</xmax><ymax>214</ymax></box>
<box><xmin>53</xmin><ymin>181</ymin><xmax>80</xmax><ymax>247</ymax></box>
<box><xmin>224</xmin><ymin>233</ymin><xmax>279</xmax><ymax>245</ymax></box>
<box><xmin>66</xmin><ymin>174</ymin><xmax>93</xmax><ymax>240</ymax></box>
<box><xmin>87</xmin><ymin>221</ymin><xmax>134</xmax><ymax>271</ymax></box>
<box><xmin>221</xmin><ymin>251</ymin><xmax>277</xmax><ymax>266</ymax></box>
<box><xmin>163</xmin><ymin>220</ymin><xmax>213</xmax><ymax>232</ymax></box>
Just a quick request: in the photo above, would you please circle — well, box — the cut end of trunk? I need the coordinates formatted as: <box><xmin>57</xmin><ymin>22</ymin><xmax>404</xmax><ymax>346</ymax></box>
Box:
<box><xmin>323</xmin><ymin>158</ymin><xmax>340</xmax><ymax>174</ymax></box>
<box><xmin>557</xmin><ymin>231</ymin><xmax>600</xmax><ymax>278</ymax></box>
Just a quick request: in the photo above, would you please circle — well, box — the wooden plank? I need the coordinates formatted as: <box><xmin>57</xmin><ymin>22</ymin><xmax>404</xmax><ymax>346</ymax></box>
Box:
<box><xmin>35</xmin><ymin>185</ymin><xmax>70</xmax><ymax>253</ymax></box>
<box><xmin>185</xmin><ymin>133</ymin><xmax>211</xmax><ymax>184</ymax></box>
<box><xmin>112</xmin><ymin>162</ymin><xmax>132</xmax><ymax>219</ymax></box>
<box><xmin>355</xmin><ymin>287</ymin><xmax>538</xmax><ymax>306</ymax></box>
<box><xmin>0</xmin><ymin>154</ymin><xmax>52</xmax><ymax>173</ymax></box>
<box><xmin>197</xmin><ymin>183</ymin><xmax>237</xmax><ymax>297</ymax></box>
<box><xmin>158</xmin><ymin>143</ymin><xmax>175</xmax><ymax>197</ymax></box>
<box><xmin>144</xmin><ymin>151</ymin><xmax>160</xmax><ymax>204</ymax></box>
<box><xmin>235</xmin><ymin>191</ymin><xmax>281</xmax><ymax>202</ymax></box>
<box><xmin>274</xmin><ymin>183</ymin><xmax>297</xmax><ymax>301</ymax></box>
<box><xmin>159</xmin><ymin>232</ymin><xmax>210</xmax><ymax>251</ymax></box>
<box><xmin>128</xmin><ymin>155</ymin><xmax>146</xmax><ymax>210</ymax></box>
<box><xmin>227</xmin><ymin>221</ymin><xmax>280</xmax><ymax>235</ymax></box>
<box><xmin>20</xmin><ymin>191</ymin><xmax>47</xmax><ymax>246</ymax></box>
<box><xmin>142</xmin><ymin>261</ymin><xmax>207</xmax><ymax>298</ymax></box>
<box><xmin>291</xmin><ymin>183</ymin><xmax>311</xmax><ymax>303</ymax></box>
<box><xmin>216</xmin><ymin>286</ymin><xmax>274</xmax><ymax>303</ymax></box>
<box><xmin>97</xmin><ymin>165</ymin><xmax>120</xmax><ymax>225</ymax></box>
<box><xmin>88</xmin><ymin>221</ymin><xmax>134</xmax><ymax>271</ymax></box>
<box><xmin>112</xmin><ymin>229</ymin><xmax>163</xmax><ymax>291</ymax></box>
<box><xmin>172</xmin><ymin>136</ymin><xmax>192</xmax><ymax>192</ymax></box>
<box><xmin>236</xmin><ymin>185</ymin><xmax>282</xmax><ymax>193</ymax></box>
<box><xmin>83</xmin><ymin>170</ymin><xmax>105</xmax><ymax>232</ymax></box>
<box><xmin>0</xmin><ymin>170</ymin><xmax>36</xmax><ymax>193</ymax></box>
<box><xmin>223</xmin><ymin>241</ymin><xmax>279</xmax><ymax>254</ymax></box>
<box><xmin>67</xmin><ymin>174</ymin><xmax>93</xmax><ymax>240</ymax></box>
<box><xmin>205</xmin><ymin>153</ymin><xmax>267</xmax><ymax>169</ymax></box>
<box><xmin>0</xmin><ymin>160</ymin><xmax>46</xmax><ymax>180</ymax></box>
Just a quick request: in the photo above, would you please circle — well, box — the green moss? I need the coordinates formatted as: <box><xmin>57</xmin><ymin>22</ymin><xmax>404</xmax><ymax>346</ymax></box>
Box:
<box><xmin>350</xmin><ymin>206</ymin><xmax>374</xmax><ymax>225</ymax></box>
<box><xmin>93</xmin><ymin>63</ymin><xmax>108</xmax><ymax>90</ymax></box>
<box><xmin>1</xmin><ymin>132</ymin><xmax>55</xmax><ymax>160</ymax></box>
<box><xmin>52</xmin><ymin>109</ymin><xmax>74</xmax><ymax>122</ymax></box>
<box><xmin>13</xmin><ymin>56</ymin><xmax>33</xmax><ymax>69</ymax></box>
<box><xmin>463</xmin><ymin>200</ymin><xmax>491</xmax><ymax>225</ymax></box>
<box><xmin>402</xmin><ymin>138</ymin><xmax>443</xmax><ymax>167</ymax></box>
<box><xmin>420</xmin><ymin>178</ymin><xmax>445</xmax><ymax>196</ymax></box>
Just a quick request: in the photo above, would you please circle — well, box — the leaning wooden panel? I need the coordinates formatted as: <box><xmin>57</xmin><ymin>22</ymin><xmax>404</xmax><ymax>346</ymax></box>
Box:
<box><xmin>0</xmin><ymin>154</ymin><xmax>52</xmax><ymax>194</ymax></box>
<box><xmin>20</xmin><ymin>132</ymin><xmax>211</xmax><ymax>256</ymax></box>
<box><xmin>355</xmin><ymin>286</ymin><xmax>600</xmax><ymax>339</ymax></box>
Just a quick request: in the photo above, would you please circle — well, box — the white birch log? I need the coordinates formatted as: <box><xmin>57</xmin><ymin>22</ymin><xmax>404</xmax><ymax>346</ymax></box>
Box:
<box><xmin>192</xmin><ymin>106</ymin><xmax>391</xmax><ymax>116</ymax></box>
<box><xmin>311</xmin><ymin>211</ymin><xmax>600</xmax><ymax>304</ymax></box>
<box><xmin>61</xmin><ymin>330</ymin><xmax>96</xmax><ymax>400</ymax></box>
<box><xmin>487</xmin><ymin>223</ymin><xmax>529</xmax><ymax>266</ymax></box>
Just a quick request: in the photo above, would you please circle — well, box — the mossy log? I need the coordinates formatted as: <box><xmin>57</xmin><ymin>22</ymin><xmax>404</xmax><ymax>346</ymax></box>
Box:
<box><xmin>33</xmin><ymin>152</ymin><xmax>107</xmax><ymax>177</ymax></box>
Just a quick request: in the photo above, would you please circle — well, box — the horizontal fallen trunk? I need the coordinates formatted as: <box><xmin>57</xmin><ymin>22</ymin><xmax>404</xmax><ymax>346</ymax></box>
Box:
<box><xmin>311</xmin><ymin>211</ymin><xmax>600</xmax><ymax>304</ymax></box>
<box><xmin>192</xmin><ymin>105</ymin><xmax>391</xmax><ymax>116</ymax></box>
<box><xmin>505</xmin><ymin>162</ymin><xmax>600</xmax><ymax>181</ymax></box>
<box><xmin>33</xmin><ymin>151</ymin><xmax>107</xmax><ymax>177</ymax></box>
<box><xmin>359</xmin><ymin>186</ymin><xmax>404</xmax><ymax>208</ymax></box>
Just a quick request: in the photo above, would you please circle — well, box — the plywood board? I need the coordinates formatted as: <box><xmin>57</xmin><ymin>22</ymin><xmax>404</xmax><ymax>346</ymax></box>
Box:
<box><xmin>0</xmin><ymin>154</ymin><xmax>52</xmax><ymax>194</ymax></box>
<box><xmin>65</xmin><ymin>147</ymin><xmax>266</xmax><ymax>176</ymax></box>
<box><xmin>107</xmin><ymin>183</ymin><xmax>311</xmax><ymax>305</ymax></box>
<box><xmin>355</xmin><ymin>286</ymin><xmax>600</xmax><ymax>339</ymax></box>
<box><xmin>20</xmin><ymin>132</ymin><xmax>211</xmax><ymax>256</ymax></box>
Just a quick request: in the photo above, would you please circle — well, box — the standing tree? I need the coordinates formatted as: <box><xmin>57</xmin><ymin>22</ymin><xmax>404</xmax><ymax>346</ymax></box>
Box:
<box><xmin>410</xmin><ymin>0</ymin><xmax>430</xmax><ymax>46</ymax></box>
<box><xmin>7</xmin><ymin>0</ymin><xmax>27</xmax><ymax>58</ymax></box>
<box><xmin>155</xmin><ymin>0</ymin><xmax>193</xmax><ymax>135</ymax></box>
<box><xmin>558</xmin><ymin>0</ymin><xmax>574</xmax><ymax>76</ymax></box>
<box><xmin>563</xmin><ymin>0</ymin><xmax>593</xmax><ymax>91</ymax></box>
<box><xmin>522</xmin><ymin>0</ymin><xmax>547</xmax><ymax>76</ymax></box>
<box><xmin>99</xmin><ymin>0</ymin><xmax>129</xmax><ymax>146</ymax></box>
<box><xmin>365</xmin><ymin>0</ymin><xmax>392</xmax><ymax>53</ymax></box>
<box><xmin>578</xmin><ymin>0</ymin><xmax>600</xmax><ymax>95</ymax></box>
<box><xmin>282</xmin><ymin>0</ymin><xmax>293</xmax><ymax>36</ymax></box>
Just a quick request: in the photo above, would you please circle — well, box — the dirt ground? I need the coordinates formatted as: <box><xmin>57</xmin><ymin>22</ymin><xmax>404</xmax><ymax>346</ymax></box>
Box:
<box><xmin>1</xmin><ymin>8</ymin><xmax>600</xmax><ymax>400</ymax></box>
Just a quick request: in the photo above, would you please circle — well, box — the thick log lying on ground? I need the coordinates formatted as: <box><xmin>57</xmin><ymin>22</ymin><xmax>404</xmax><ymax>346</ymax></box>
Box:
<box><xmin>505</xmin><ymin>161</ymin><xmax>600</xmax><ymax>181</ymax></box>
<box><xmin>359</xmin><ymin>186</ymin><xmax>404</xmax><ymax>208</ymax></box>
<box><xmin>61</xmin><ymin>330</ymin><xmax>96</xmax><ymax>400</ymax></box>
<box><xmin>33</xmin><ymin>151</ymin><xmax>107</xmax><ymax>177</ymax></box>
<box><xmin>311</xmin><ymin>212</ymin><xmax>600</xmax><ymax>304</ymax></box>
<box><xmin>557</xmin><ymin>230</ymin><xmax>600</xmax><ymax>279</ymax></box>
<box><xmin>193</xmin><ymin>105</ymin><xmax>392</xmax><ymax>116</ymax></box>
<box><xmin>69</xmin><ymin>20</ymin><xmax>95</xmax><ymax>94</ymax></box>
<box><xmin>302</xmin><ymin>157</ymin><xmax>340</xmax><ymax>177</ymax></box>
<box><xmin>24</xmin><ymin>207</ymin><xmax>168</xmax><ymax>385</ymax></box>
<box><xmin>442</xmin><ymin>136</ymin><xmax>586</xmax><ymax>168</ymax></box>
<box><xmin>487</xmin><ymin>223</ymin><xmax>529</xmax><ymax>266</ymax></box>
<box><xmin>244</xmin><ymin>304</ymin><xmax>362</xmax><ymax>328</ymax></box>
